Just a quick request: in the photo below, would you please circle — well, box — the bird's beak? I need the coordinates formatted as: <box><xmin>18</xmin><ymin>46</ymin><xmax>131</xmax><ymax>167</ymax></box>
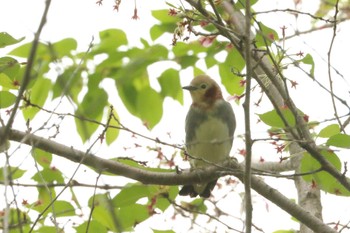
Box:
<box><xmin>182</xmin><ymin>85</ymin><xmax>198</xmax><ymax>91</ymax></box>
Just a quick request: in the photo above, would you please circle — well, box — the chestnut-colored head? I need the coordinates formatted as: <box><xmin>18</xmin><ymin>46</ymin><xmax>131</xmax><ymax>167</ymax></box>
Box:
<box><xmin>182</xmin><ymin>75</ymin><xmax>223</xmax><ymax>108</ymax></box>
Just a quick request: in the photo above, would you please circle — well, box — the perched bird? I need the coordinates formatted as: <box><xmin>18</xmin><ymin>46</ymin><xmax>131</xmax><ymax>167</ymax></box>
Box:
<box><xmin>179</xmin><ymin>74</ymin><xmax>236</xmax><ymax>198</ymax></box>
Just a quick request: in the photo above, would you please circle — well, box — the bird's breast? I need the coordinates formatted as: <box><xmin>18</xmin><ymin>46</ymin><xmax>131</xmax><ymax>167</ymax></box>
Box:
<box><xmin>186</xmin><ymin>116</ymin><xmax>232</xmax><ymax>168</ymax></box>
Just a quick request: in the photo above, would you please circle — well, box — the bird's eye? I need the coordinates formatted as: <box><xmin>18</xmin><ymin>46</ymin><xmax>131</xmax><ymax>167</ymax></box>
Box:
<box><xmin>200</xmin><ymin>83</ymin><xmax>207</xmax><ymax>89</ymax></box>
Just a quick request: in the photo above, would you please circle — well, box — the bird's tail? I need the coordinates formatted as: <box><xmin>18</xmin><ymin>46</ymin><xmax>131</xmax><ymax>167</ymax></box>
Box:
<box><xmin>179</xmin><ymin>179</ymin><xmax>218</xmax><ymax>198</ymax></box>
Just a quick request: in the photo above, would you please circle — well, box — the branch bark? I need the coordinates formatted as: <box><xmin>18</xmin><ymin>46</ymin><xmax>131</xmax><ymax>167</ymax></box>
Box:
<box><xmin>182</xmin><ymin>1</ymin><xmax>346</xmax><ymax>232</ymax></box>
<box><xmin>220</xmin><ymin>3</ymin><xmax>324</xmax><ymax>233</ymax></box>
<box><xmin>0</xmin><ymin>127</ymin><xmax>337</xmax><ymax>233</ymax></box>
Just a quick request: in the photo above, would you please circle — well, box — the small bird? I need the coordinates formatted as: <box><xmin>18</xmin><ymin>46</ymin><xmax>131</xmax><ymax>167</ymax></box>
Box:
<box><xmin>179</xmin><ymin>74</ymin><xmax>236</xmax><ymax>198</ymax></box>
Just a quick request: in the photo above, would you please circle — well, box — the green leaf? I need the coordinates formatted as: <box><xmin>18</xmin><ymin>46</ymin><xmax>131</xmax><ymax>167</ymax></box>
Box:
<box><xmin>113</xmin><ymin>45</ymin><xmax>168</xmax><ymax>118</ymax></box>
<box><xmin>75</xmin><ymin>88</ymin><xmax>108</xmax><ymax>142</ymax></box>
<box><xmin>75</xmin><ymin>220</ymin><xmax>108</xmax><ymax>233</ymax></box>
<box><xmin>180</xmin><ymin>198</ymin><xmax>207</xmax><ymax>219</ymax></box>
<box><xmin>255</xmin><ymin>22</ymin><xmax>279</xmax><ymax>47</ymax></box>
<box><xmin>153</xmin><ymin>230</ymin><xmax>176</xmax><ymax>233</ymax></box>
<box><xmin>106</xmin><ymin>106</ymin><xmax>120</xmax><ymax>145</ymax></box>
<box><xmin>258</xmin><ymin>108</ymin><xmax>296</xmax><ymax>128</ymax></box>
<box><xmin>315</xmin><ymin>0</ymin><xmax>336</xmax><ymax>18</ymax></box>
<box><xmin>88</xmin><ymin>194</ymin><xmax>118</xmax><ymax>231</ymax></box>
<box><xmin>157</xmin><ymin>68</ymin><xmax>183</xmax><ymax>104</ymax></box>
<box><xmin>136</xmin><ymin>87</ymin><xmax>163</xmax><ymax>128</ymax></box>
<box><xmin>219</xmin><ymin>48</ymin><xmax>245</xmax><ymax>95</ymax></box>
<box><xmin>32</xmin><ymin>148</ymin><xmax>52</xmax><ymax>168</ymax></box>
<box><xmin>152</xmin><ymin>229</ymin><xmax>175</xmax><ymax>233</ymax></box>
<box><xmin>301</xmin><ymin>150</ymin><xmax>350</xmax><ymax>196</ymax></box>
<box><xmin>300</xmin><ymin>54</ymin><xmax>315</xmax><ymax>78</ymax></box>
<box><xmin>32</xmin><ymin>167</ymin><xmax>64</xmax><ymax>183</ymax></box>
<box><xmin>117</xmin><ymin>46</ymin><xmax>168</xmax><ymax>79</ymax></box>
<box><xmin>0</xmin><ymin>73</ymin><xmax>19</xmax><ymax>89</ymax></box>
<box><xmin>88</xmin><ymin>193</ymin><xmax>109</xmax><ymax>208</ymax></box>
<box><xmin>0</xmin><ymin>56</ymin><xmax>20</xmax><ymax>79</ymax></box>
<box><xmin>152</xmin><ymin>10</ymin><xmax>179</xmax><ymax>24</ymax></box>
<box><xmin>113</xmin><ymin>184</ymin><xmax>174</xmax><ymax>213</ymax></box>
<box><xmin>0</xmin><ymin>166</ymin><xmax>25</xmax><ymax>180</ymax></box>
<box><xmin>116</xmin><ymin>81</ymin><xmax>139</xmax><ymax>115</ymax></box>
<box><xmin>53</xmin><ymin>200</ymin><xmax>75</xmax><ymax>217</ymax></box>
<box><xmin>154</xmin><ymin>186</ymin><xmax>178</xmax><ymax>211</ymax></box>
<box><xmin>10</xmin><ymin>42</ymin><xmax>48</xmax><ymax>58</ymax></box>
<box><xmin>193</xmin><ymin>66</ymin><xmax>205</xmax><ymax>77</ymax></box>
<box><xmin>177</xmin><ymin>55</ymin><xmax>198</xmax><ymax>69</ymax></box>
<box><xmin>150</xmin><ymin>24</ymin><xmax>174</xmax><ymax>41</ymax></box>
<box><xmin>150</xmin><ymin>9</ymin><xmax>178</xmax><ymax>41</ymax></box>
<box><xmin>52</xmin><ymin>66</ymin><xmax>83</xmax><ymax>102</ymax></box>
<box><xmin>219</xmin><ymin>63</ymin><xmax>245</xmax><ymax>96</ymax></box>
<box><xmin>22</xmin><ymin>77</ymin><xmax>52</xmax><ymax>120</ymax></box>
<box><xmin>113</xmin><ymin>184</ymin><xmax>151</xmax><ymax>207</ymax></box>
<box><xmin>33</xmin><ymin>187</ymin><xmax>56</xmax><ymax>215</ymax></box>
<box><xmin>92</xmin><ymin>206</ymin><xmax>117</xmax><ymax>231</ymax></box>
<box><xmin>34</xmin><ymin>226</ymin><xmax>58</xmax><ymax>233</ymax></box>
<box><xmin>118</xmin><ymin>204</ymin><xmax>150</xmax><ymax>230</ymax></box>
<box><xmin>79</xmin><ymin>88</ymin><xmax>108</xmax><ymax>119</ymax></box>
<box><xmin>93</xmin><ymin>29</ymin><xmax>128</xmax><ymax>54</ymax></box>
<box><xmin>318</xmin><ymin>124</ymin><xmax>340</xmax><ymax>138</ymax></box>
<box><xmin>326</xmin><ymin>133</ymin><xmax>350</xmax><ymax>149</ymax></box>
<box><xmin>205</xmin><ymin>55</ymin><xmax>217</xmax><ymax>68</ymax></box>
<box><xmin>172</xmin><ymin>41</ymin><xmax>206</xmax><ymax>57</ymax></box>
<box><xmin>0</xmin><ymin>90</ymin><xmax>17</xmax><ymax>108</ymax></box>
<box><xmin>52</xmin><ymin>38</ymin><xmax>77</xmax><ymax>58</ymax></box>
<box><xmin>0</xmin><ymin>32</ymin><xmax>24</xmax><ymax>48</ymax></box>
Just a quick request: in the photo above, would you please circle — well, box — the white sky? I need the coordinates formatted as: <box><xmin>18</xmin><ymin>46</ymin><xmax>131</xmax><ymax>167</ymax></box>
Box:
<box><xmin>1</xmin><ymin>0</ymin><xmax>350</xmax><ymax>232</ymax></box>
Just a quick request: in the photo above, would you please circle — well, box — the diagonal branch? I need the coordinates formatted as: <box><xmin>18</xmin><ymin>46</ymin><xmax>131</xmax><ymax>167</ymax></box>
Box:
<box><xmin>220</xmin><ymin>1</ymin><xmax>350</xmax><ymax>192</ymax></box>
<box><xmin>0</xmin><ymin>0</ymin><xmax>52</xmax><ymax>146</ymax></box>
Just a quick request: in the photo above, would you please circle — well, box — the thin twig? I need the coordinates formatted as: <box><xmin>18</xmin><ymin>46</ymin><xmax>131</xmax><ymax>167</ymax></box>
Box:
<box><xmin>2</xmin><ymin>1</ymin><xmax>52</xmax><ymax>233</ymax></box>
<box><xmin>86</xmin><ymin>173</ymin><xmax>102</xmax><ymax>233</ymax></box>
<box><xmin>221</xmin><ymin>1</ymin><xmax>350</xmax><ymax>193</ymax></box>
<box><xmin>253</xmin><ymin>8</ymin><xmax>337</xmax><ymax>23</ymax></box>
<box><xmin>29</xmin><ymin>119</ymin><xmax>106</xmax><ymax>232</ymax></box>
<box><xmin>23</xmin><ymin>99</ymin><xmax>184</xmax><ymax>150</ymax></box>
<box><xmin>284</xmin><ymin>18</ymin><xmax>348</xmax><ymax>40</ymax></box>
<box><xmin>327</xmin><ymin>0</ymin><xmax>343</xmax><ymax>132</ymax></box>
<box><xmin>243</xmin><ymin>0</ymin><xmax>253</xmax><ymax>232</ymax></box>
<box><xmin>0</xmin><ymin>181</ymin><xmax>123</xmax><ymax>189</ymax></box>
<box><xmin>169</xmin><ymin>198</ymin><xmax>243</xmax><ymax>232</ymax></box>
<box><xmin>0</xmin><ymin>0</ymin><xmax>51</xmax><ymax>146</ymax></box>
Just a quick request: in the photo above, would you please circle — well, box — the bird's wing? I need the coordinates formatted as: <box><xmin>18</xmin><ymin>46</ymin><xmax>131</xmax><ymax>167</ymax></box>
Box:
<box><xmin>215</xmin><ymin>100</ymin><xmax>236</xmax><ymax>141</ymax></box>
<box><xmin>185</xmin><ymin>106</ymin><xmax>208</xmax><ymax>144</ymax></box>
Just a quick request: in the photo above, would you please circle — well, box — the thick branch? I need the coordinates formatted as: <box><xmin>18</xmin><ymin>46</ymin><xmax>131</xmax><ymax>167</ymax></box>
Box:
<box><xmin>1</xmin><ymin>127</ymin><xmax>337</xmax><ymax>233</ymax></box>
<box><xmin>183</xmin><ymin>1</ymin><xmax>336</xmax><ymax>232</ymax></box>
<box><xmin>221</xmin><ymin>1</ymin><xmax>350</xmax><ymax>193</ymax></box>
<box><xmin>3</xmin><ymin>127</ymin><xmax>221</xmax><ymax>185</ymax></box>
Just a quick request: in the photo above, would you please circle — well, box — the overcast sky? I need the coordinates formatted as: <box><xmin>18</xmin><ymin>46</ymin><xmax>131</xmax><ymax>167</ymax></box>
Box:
<box><xmin>2</xmin><ymin>0</ymin><xmax>350</xmax><ymax>232</ymax></box>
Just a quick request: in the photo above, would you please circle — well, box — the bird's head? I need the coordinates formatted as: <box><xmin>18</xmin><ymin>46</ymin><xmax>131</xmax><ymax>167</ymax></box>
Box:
<box><xmin>182</xmin><ymin>74</ymin><xmax>223</xmax><ymax>109</ymax></box>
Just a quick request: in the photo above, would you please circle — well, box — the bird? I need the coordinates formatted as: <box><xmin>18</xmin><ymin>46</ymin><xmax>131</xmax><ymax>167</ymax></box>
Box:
<box><xmin>179</xmin><ymin>74</ymin><xmax>236</xmax><ymax>198</ymax></box>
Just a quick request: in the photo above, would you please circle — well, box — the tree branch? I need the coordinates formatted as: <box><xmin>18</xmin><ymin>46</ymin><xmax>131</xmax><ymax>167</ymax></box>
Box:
<box><xmin>1</xmin><ymin>127</ymin><xmax>337</xmax><ymax>233</ymax></box>
<box><xmin>220</xmin><ymin>0</ymin><xmax>350</xmax><ymax>191</ymax></box>
<box><xmin>243</xmin><ymin>0</ymin><xmax>253</xmax><ymax>231</ymax></box>
<box><xmin>0</xmin><ymin>0</ymin><xmax>52</xmax><ymax>146</ymax></box>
